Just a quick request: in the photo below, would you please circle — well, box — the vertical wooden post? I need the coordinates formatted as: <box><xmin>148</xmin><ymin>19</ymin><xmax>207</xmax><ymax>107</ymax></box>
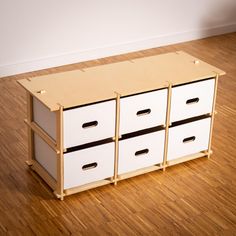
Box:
<box><xmin>207</xmin><ymin>74</ymin><xmax>219</xmax><ymax>158</ymax></box>
<box><xmin>163</xmin><ymin>82</ymin><xmax>172</xmax><ymax>170</ymax></box>
<box><xmin>26</xmin><ymin>92</ymin><xmax>34</xmax><ymax>166</ymax></box>
<box><xmin>114</xmin><ymin>93</ymin><xmax>121</xmax><ymax>185</ymax></box>
<box><xmin>55</xmin><ymin>105</ymin><xmax>64</xmax><ymax>200</ymax></box>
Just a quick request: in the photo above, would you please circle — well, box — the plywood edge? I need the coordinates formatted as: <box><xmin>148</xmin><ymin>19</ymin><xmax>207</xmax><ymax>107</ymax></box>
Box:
<box><xmin>62</xmin><ymin>95</ymin><xmax>117</xmax><ymax>110</ymax></box>
<box><xmin>166</xmin><ymin>151</ymin><xmax>209</xmax><ymax>167</ymax></box>
<box><xmin>117</xmin><ymin>165</ymin><xmax>162</xmax><ymax>181</ymax></box>
<box><xmin>116</xmin><ymin>83</ymin><xmax>169</xmax><ymax>98</ymax></box>
<box><xmin>64</xmin><ymin>179</ymin><xmax>111</xmax><ymax>196</ymax></box>
<box><xmin>162</xmin><ymin>82</ymin><xmax>172</xmax><ymax>171</ymax></box>
<box><xmin>24</xmin><ymin>119</ymin><xmax>59</xmax><ymax>153</ymax></box>
<box><xmin>18</xmin><ymin>79</ymin><xmax>59</xmax><ymax>111</ymax></box>
<box><xmin>113</xmin><ymin>93</ymin><xmax>121</xmax><ymax>185</ymax></box>
<box><xmin>177</xmin><ymin>51</ymin><xmax>226</xmax><ymax>76</ymax></box>
<box><xmin>17</xmin><ymin>51</ymin><xmax>225</xmax><ymax>110</ymax></box>
<box><xmin>17</xmin><ymin>78</ymin><xmax>28</xmax><ymax>87</ymax></box>
<box><xmin>18</xmin><ymin>77</ymin><xmax>118</xmax><ymax>111</ymax></box>
<box><xmin>30</xmin><ymin>160</ymin><xmax>57</xmax><ymax>190</ymax></box>
<box><xmin>171</xmin><ymin>74</ymin><xmax>217</xmax><ymax>86</ymax></box>
<box><xmin>212</xmin><ymin>70</ymin><xmax>226</xmax><ymax>76</ymax></box>
<box><xmin>56</xmin><ymin>106</ymin><xmax>64</xmax><ymax>200</ymax></box>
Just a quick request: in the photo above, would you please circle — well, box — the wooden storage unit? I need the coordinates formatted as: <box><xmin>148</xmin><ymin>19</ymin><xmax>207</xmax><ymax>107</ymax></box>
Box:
<box><xmin>18</xmin><ymin>51</ymin><xmax>225</xmax><ymax>200</ymax></box>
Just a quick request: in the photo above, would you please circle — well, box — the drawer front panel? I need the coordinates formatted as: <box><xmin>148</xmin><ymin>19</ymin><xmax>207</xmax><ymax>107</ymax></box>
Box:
<box><xmin>64</xmin><ymin>142</ymin><xmax>114</xmax><ymax>189</ymax></box>
<box><xmin>118</xmin><ymin>131</ymin><xmax>165</xmax><ymax>175</ymax></box>
<box><xmin>64</xmin><ymin>100</ymin><xmax>116</xmax><ymax>148</ymax></box>
<box><xmin>170</xmin><ymin>79</ymin><xmax>215</xmax><ymax>122</ymax></box>
<box><xmin>120</xmin><ymin>89</ymin><xmax>167</xmax><ymax>135</ymax></box>
<box><xmin>167</xmin><ymin>118</ymin><xmax>211</xmax><ymax>161</ymax></box>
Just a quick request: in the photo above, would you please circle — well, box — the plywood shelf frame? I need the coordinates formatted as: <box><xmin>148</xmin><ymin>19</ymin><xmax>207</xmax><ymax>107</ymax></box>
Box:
<box><xmin>24</xmin><ymin>119</ymin><xmax>59</xmax><ymax>154</ymax></box>
<box><xmin>26</xmin><ymin>92</ymin><xmax>34</xmax><ymax>166</ymax></box>
<box><xmin>55</xmin><ymin>105</ymin><xmax>65</xmax><ymax>200</ymax></box>
<box><xmin>64</xmin><ymin>179</ymin><xmax>111</xmax><ymax>196</ymax></box>
<box><xmin>166</xmin><ymin>150</ymin><xmax>211</xmax><ymax>167</ymax></box>
<box><xmin>117</xmin><ymin>165</ymin><xmax>162</xmax><ymax>181</ymax></box>
<box><xmin>162</xmin><ymin>82</ymin><xmax>172</xmax><ymax>170</ymax></box>
<box><xmin>31</xmin><ymin>160</ymin><xmax>57</xmax><ymax>190</ymax></box>
<box><xmin>20</xmin><ymin>52</ymin><xmax>225</xmax><ymax>199</ymax></box>
<box><xmin>113</xmin><ymin>92</ymin><xmax>121</xmax><ymax>185</ymax></box>
<box><xmin>207</xmin><ymin>73</ymin><xmax>219</xmax><ymax>159</ymax></box>
<box><xmin>17</xmin><ymin>51</ymin><xmax>225</xmax><ymax>112</ymax></box>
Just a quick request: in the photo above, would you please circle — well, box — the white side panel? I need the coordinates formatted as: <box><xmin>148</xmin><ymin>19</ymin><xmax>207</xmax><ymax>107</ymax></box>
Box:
<box><xmin>170</xmin><ymin>79</ymin><xmax>215</xmax><ymax>122</ymax></box>
<box><xmin>64</xmin><ymin>142</ymin><xmax>114</xmax><ymax>189</ymax></box>
<box><xmin>118</xmin><ymin>131</ymin><xmax>165</xmax><ymax>175</ymax></box>
<box><xmin>33</xmin><ymin>97</ymin><xmax>56</xmax><ymax>140</ymax></box>
<box><xmin>120</xmin><ymin>89</ymin><xmax>167</xmax><ymax>135</ymax></box>
<box><xmin>167</xmin><ymin>118</ymin><xmax>211</xmax><ymax>161</ymax></box>
<box><xmin>64</xmin><ymin>100</ymin><xmax>116</xmax><ymax>148</ymax></box>
<box><xmin>34</xmin><ymin>133</ymin><xmax>57</xmax><ymax>179</ymax></box>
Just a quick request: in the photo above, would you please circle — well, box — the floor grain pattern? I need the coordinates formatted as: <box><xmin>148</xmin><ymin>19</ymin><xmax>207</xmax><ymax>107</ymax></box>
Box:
<box><xmin>0</xmin><ymin>32</ymin><xmax>236</xmax><ymax>235</ymax></box>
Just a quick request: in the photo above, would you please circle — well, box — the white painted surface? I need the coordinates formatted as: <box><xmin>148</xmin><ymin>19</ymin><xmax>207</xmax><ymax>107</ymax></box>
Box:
<box><xmin>63</xmin><ymin>100</ymin><xmax>116</xmax><ymax>148</ymax></box>
<box><xmin>118</xmin><ymin>131</ymin><xmax>165</xmax><ymax>175</ymax></box>
<box><xmin>170</xmin><ymin>79</ymin><xmax>215</xmax><ymax>122</ymax></box>
<box><xmin>1</xmin><ymin>0</ymin><xmax>236</xmax><ymax>77</ymax></box>
<box><xmin>34</xmin><ymin>133</ymin><xmax>57</xmax><ymax>180</ymax></box>
<box><xmin>120</xmin><ymin>89</ymin><xmax>167</xmax><ymax>134</ymax></box>
<box><xmin>64</xmin><ymin>142</ymin><xmax>114</xmax><ymax>189</ymax></box>
<box><xmin>33</xmin><ymin>98</ymin><xmax>115</xmax><ymax>147</ymax></box>
<box><xmin>167</xmin><ymin>118</ymin><xmax>211</xmax><ymax>161</ymax></box>
<box><xmin>33</xmin><ymin>97</ymin><xmax>56</xmax><ymax>140</ymax></box>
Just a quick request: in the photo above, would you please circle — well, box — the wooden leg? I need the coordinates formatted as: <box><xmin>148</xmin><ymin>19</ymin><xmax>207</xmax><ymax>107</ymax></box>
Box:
<box><xmin>55</xmin><ymin>106</ymin><xmax>64</xmax><ymax>200</ymax></box>
<box><xmin>113</xmin><ymin>93</ymin><xmax>121</xmax><ymax>185</ymax></box>
<box><xmin>163</xmin><ymin>82</ymin><xmax>172</xmax><ymax>170</ymax></box>
<box><xmin>207</xmin><ymin>74</ymin><xmax>219</xmax><ymax>159</ymax></box>
<box><xmin>26</xmin><ymin>92</ymin><xmax>34</xmax><ymax>166</ymax></box>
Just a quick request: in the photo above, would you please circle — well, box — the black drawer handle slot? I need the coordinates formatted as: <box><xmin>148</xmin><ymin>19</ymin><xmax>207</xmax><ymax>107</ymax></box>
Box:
<box><xmin>82</xmin><ymin>121</ymin><xmax>98</xmax><ymax>129</ymax></box>
<box><xmin>136</xmin><ymin>109</ymin><xmax>151</xmax><ymax>116</ymax></box>
<box><xmin>183</xmin><ymin>136</ymin><xmax>196</xmax><ymax>143</ymax></box>
<box><xmin>82</xmin><ymin>162</ymin><xmax>98</xmax><ymax>171</ymax></box>
<box><xmin>135</xmin><ymin>148</ymin><xmax>149</xmax><ymax>156</ymax></box>
<box><xmin>186</xmin><ymin>97</ymin><xmax>199</xmax><ymax>105</ymax></box>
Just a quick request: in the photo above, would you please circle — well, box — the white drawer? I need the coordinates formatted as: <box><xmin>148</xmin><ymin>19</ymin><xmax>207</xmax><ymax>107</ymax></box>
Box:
<box><xmin>170</xmin><ymin>79</ymin><xmax>215</xmax><ymax>122</ymax></box>
<box><xmin>120</xmin><ymin>89</ymin><xmax>167</xmax><ymax>135</ymax></box>
<box><xmin>63</xmin><ymin>100</ymin><xmax>116</xmax><ymax>148</ymax></box>
<box><xmin>33</xmin><ymin>98</ymin><xmax>116</xmax><ymax>149</ymax></box>
<box><xmin>64</xmin><ymin>142</ymin><xmax>114</xmax><ymax>189</ymax></box>
<box><xmin>118</xmin><ymin>131</ymin><xmax>165</xmax><ymax>175</ymax></box>
<box><xmin>167</xmin><ymin>118</ymin><xmax>211</xmax><ymax>161</ymax></box>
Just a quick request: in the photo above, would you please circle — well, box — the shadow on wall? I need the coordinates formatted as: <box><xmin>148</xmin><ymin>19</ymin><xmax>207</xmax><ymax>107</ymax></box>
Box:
<box><xmin>200</xmin><ymin>1</ymin><xmax>236</xmax><ymax>37</ymax></box>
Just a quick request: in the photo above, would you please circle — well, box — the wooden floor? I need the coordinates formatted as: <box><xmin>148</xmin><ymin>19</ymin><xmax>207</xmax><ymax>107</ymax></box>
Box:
<box><xmin>0</xmin><ymin>33</ymin><xmax>236</xmax><ymax>235</ymax></box>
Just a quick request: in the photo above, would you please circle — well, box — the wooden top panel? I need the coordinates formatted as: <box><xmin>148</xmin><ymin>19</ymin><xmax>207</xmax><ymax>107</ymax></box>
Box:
<box><xmin>132</xmin><ymin>51</ymin><xmax>225</xmax><ymax>85</ymax></box>
<box><xmin>18</xmin><ymin>51</ymin><xmax>225</xmax><ymax>111</ymax></box>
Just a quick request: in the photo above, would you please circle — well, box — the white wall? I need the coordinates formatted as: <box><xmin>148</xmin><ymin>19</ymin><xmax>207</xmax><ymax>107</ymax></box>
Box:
<box><xmin>0</xmin><ymin>0</ymin><xmax>236</xmax><ymax>77</ymax></box>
